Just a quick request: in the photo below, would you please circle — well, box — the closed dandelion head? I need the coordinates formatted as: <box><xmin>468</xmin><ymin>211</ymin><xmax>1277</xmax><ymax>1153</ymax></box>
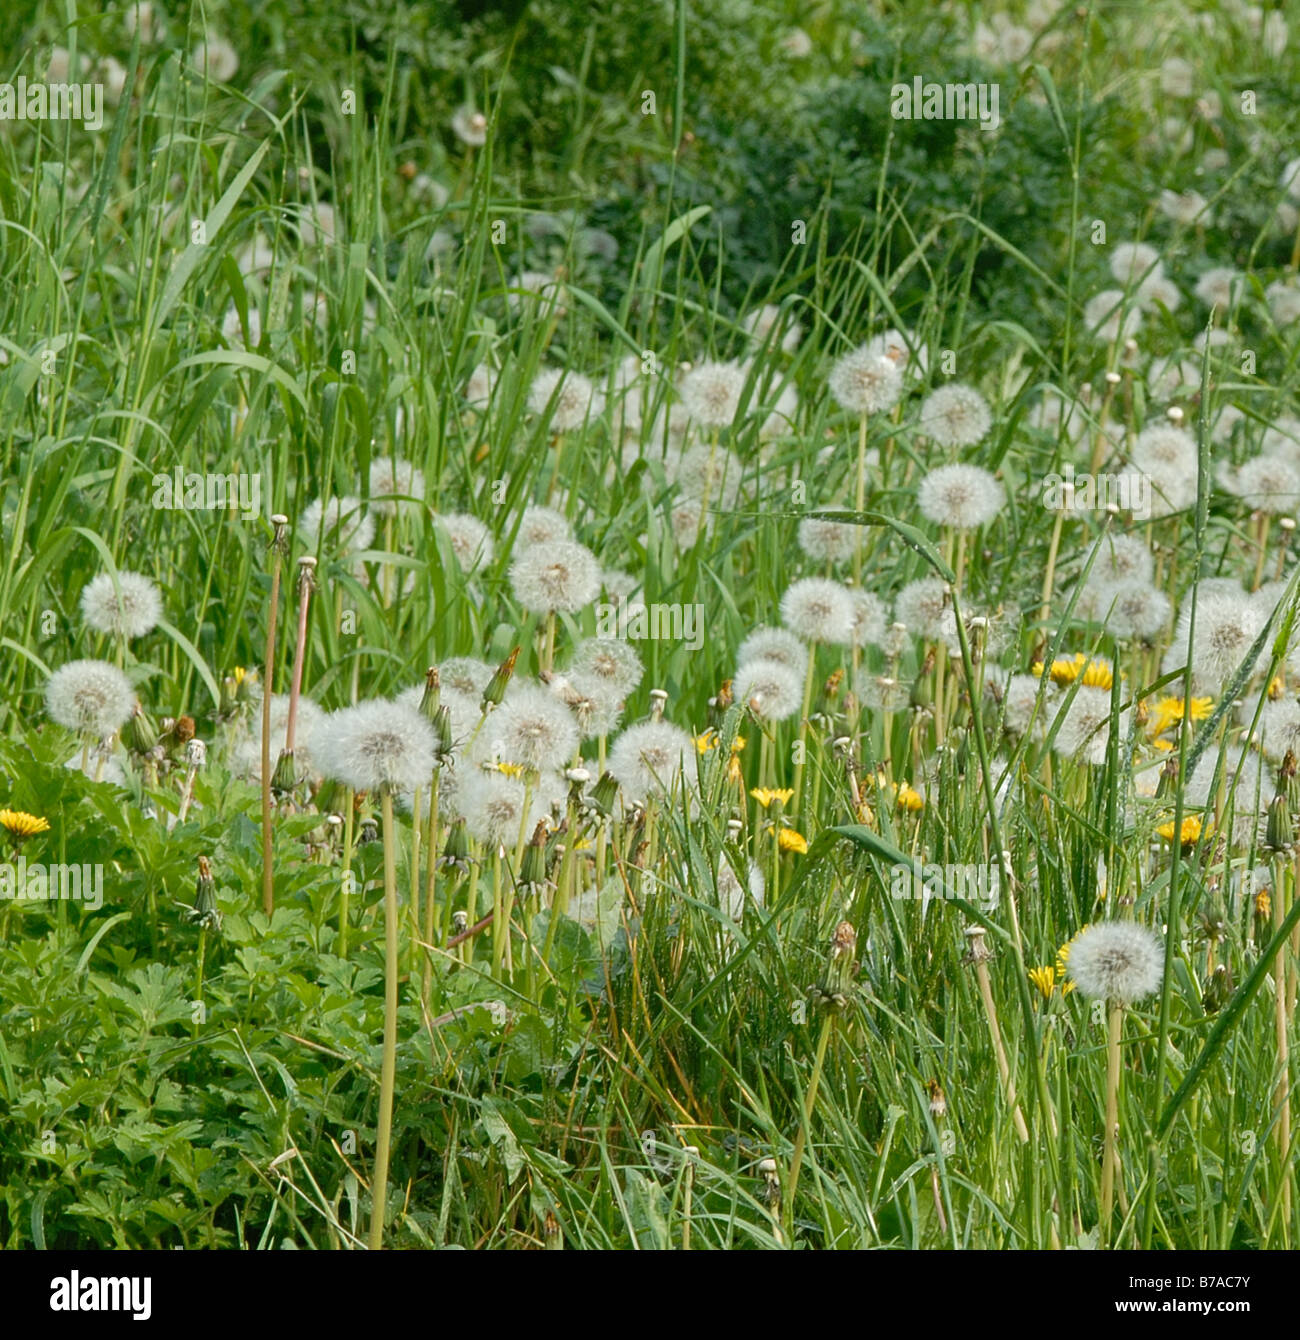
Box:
<box><xmin>680</xmin><ymin>360</ymin><xmax>747</xmax><ymax>427</ymax></box>
<box><xmin>828</xmin><ymin>345</ymin><xmax>904</xmax><ymax>415</ymax></box>
<box><xmin>517</xmin><ymin>504</ymin><xmax>573</xmax><ymax>548</ymax></box>
<box><xmin>314</xmin><ymin>699</ymin><xmax>438</xmax><ymax>795</ymax></box>
<box><xmin>798</xmin><ymin>517</ymin><xmax>861</xmax><ymax>564</ymax></box>
<box><xmin>80</xmin><ymin>570</ymin><xmax>163</xmax><ymax>641</ymax></box>
<box><xmin>300</xmin><ymin>496</ymin><xmax>374</xmax><ymax>555</ymax></box>
<box><xmin>894</xmin><ymin>577</ymin><xmax>950</xmax><ymax>639</ymax></box>
<box><xmin>780</xmin><ymin>577</ymin><xmax>855</xmax><ymax>644</ymax></box>
<box><xmin>607</xmin><ymin>720</ymin><xmax>694</xmax><ymax>808</ymax></box>
<box><xmin>737</xmin><ymin>626</ymin><xmax>809</xmax><ymax>674</ymax></box>
<box><xmin>918</xmin><ymin>383</ymin><xmax>992</xmax><ymax>447</ymax></box>
<box><xmin>732</xmin><ymin>659</ymin><xmax>805</xmax><ymax>722</ymax></box>
<box><xmin>569</xmin><ymin>637</ymin><xmax>644</xmax><ymax>697</ymax></box>
<box><xmin>917</xmin><ymin>462</ymin><xmax>1004</xmax><ymax>530</ymax></box>
<box><xmin>509</xmin><ymin>539</ymin><xmax>602</xmax><ymax>614</ymax></box>
<box><xmin>46</xmin><ymin>660</ymin><xmax>135</xmax><ymax>737</ymax></box>
<box><xmin>368</xmin><ymin>458</ymin><xmax>423</xmax><ymax>518</ymax></box>
<box><xmin>528</xmin><ymin>367</ymin><xmax>604</xmax><ymax>430</ymax></box>
<box><xmin>1066</xmin><ymin>921</ymin><xmax>1164</xmax><ymax>1004</ymax></box>
<box><xmin>481</xmin><ymin>683</ymin><xmax>580</xmax><ymax>772</ymax></box>
<box><xmin>436</xmin><ymin>512</ymin><xmax>494</xmax><ymax>572</ymax></box>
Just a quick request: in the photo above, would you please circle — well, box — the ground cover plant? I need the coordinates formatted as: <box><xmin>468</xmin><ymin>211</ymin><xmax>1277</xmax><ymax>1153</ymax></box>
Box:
<box><xmin>2</xmin><ymin>0</ymin><xmax>1300</xmax><ymax>1252</ymax></box>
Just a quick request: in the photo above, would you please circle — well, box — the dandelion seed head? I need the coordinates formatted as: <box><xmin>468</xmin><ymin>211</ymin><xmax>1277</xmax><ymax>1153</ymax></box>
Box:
<box><xmin>80</xmin><ymin>571</ymin><xmax>163</xmax><ymax>641</ymax></box>
<box><xmin>1067</xmin><ymin>922</ymin><xmax>1164</xmax><ymax>1003</ymax></box>
<box><xmin>569</xmin><ymin>637</ymin><xmax>644</xmax><ymax>697</ymax></box>
<box><xmin>300</xmin><ymin>496</ymin><xmax>375</xmax><ymax>555</ymax></box>
<box><xmin>918</xmin><ymin>383</ymin><xmax>993</xmax><ymax>447</ymax></box>
<box><xmin>680</xmin><ymin>360</ymin><xmax>747</xmax><ymax>427</ymax></box>
<box><xmin>780</xmin><ymin>577</ymin><xmax>856</xmax><ymax>644</ymax></box>
<box><xmin>480</xmin><ymin>682</ymin><xmax>580</xmax><ymax>772</ymax></box>
<box><xmin>676</xmin><ymin>443</ymin><xmax>743</xmax><ymax>508</ymax></box>
<box><xmin>894</xmin><ymin>577</ymin><xmax>950</xmax><ymax>639</ymax></box>
<box><xmin>528</xmin><ymin>367</ymin><xmax>603</xmax><ymax>430</ymax></box>
<box><xmin>314</xmin><ymin>699</ymin><xmax>438</xmax><ymax>794</ymax></box>
<box><xmin>732</xmin><ymin>659</ymin><xmax>805</xmax><ymax>722</ymax></box>
<box><xmin>828</xmin><ymin>346</ymin><xmax>904</xmax><ymax>415</ymax></box>
<box><xmin>509</xmin><ymin>539</ymin><xmax>602</xmax><ymax>613</ymax></box>
<box><xmin>917</xmin><ymin>462</ymin><xmax>1004</xmax><ymax>530</ymax></box>
<box><xmin>797</xmin><ymin>517</ymin><xmax>861</xmax><ymax>564</ymax></box>
<box><xmin>46</xmin><ymin>660</ymin><xmax>135</xmax><ymax>737</ymax></box>
<box><xmin>736</xmin><ymin>626</ymin><xmax>809</xmax><ymax>674</ymax></box>
<box><xmin>1084</xmin><ymin>289</ymin><xmax>1142</xmax><ymax>343</ymax></box>
<box><xmin>436</xmin><ymin>512</ymin><xmax>495</xmax><ymax>571</ymax></box>
<box><xmin>607</xmin><ymin>720</ymin><xmax>694</xmax><ymax>807</ymax></box>
<box><xmin>368</xmin><ymin>457</ymin><xmax>423</xmax><ymax>518</ymax></box>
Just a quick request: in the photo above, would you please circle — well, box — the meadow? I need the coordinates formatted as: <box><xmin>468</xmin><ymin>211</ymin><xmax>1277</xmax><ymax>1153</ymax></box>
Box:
<box><xmin>2</xmin><ymin>0</ymin><xmax>1300</xmax><ymax>1252</ymax></box>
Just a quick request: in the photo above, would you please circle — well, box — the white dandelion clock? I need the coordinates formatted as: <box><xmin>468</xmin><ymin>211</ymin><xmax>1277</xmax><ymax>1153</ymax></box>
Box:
<box><xmin>46</xmin><ymin>660</ymin><xmax>135</xmax><ymax>738</ymax></box>
<box><xmin>528</xmin><ymin>367</ymin><xmax>604</xmax><ymax>430</ymax></box>
<box><xmin>780</xmin><ymin>578</ymin><xmax>855</xmax><ymax>644</ymax></box>
<box><xmin>676</xmin><ymin>443</ymin><xmax>744</xmax><ymax>509</ymax></box>
<box><xmin>894</xmin><ymin>577</ymin><xmax>950</xmax><ymax>639</ymax></box>
<box><xmin>798</xmin><ymin>517</ymin><xmax>860</xmax><ymax>564</ymax></box>
<box><xmin>80</xmin><ymin>571</ymin><xmax>163</xmax><ymax>641</ymax></box>
<box><xmin>509</xmin><ymin>539</ymin><xmax>602</xmax><ymax>614</ymax></box>
<box><xmin>732</xmin><ymin>660</ymin><xmax>805</xmax><ymax>723</ymax></box>
<box><xmin>459</xmin><ymin>769</ymin><xmax>552</xmax><ymax>849</ymax></box>
<box><xmin>680</xmin><ymin>360</ymin><xmax>748</xmax><ymax>427</ymax></box>
<box><xmin>917</xmin><ymin>462</ymin><xmax>1004</xmax><ymax>530</ymax></box>
<box><xmin>1194</xmin><ymin>266</ymin><xmax>1242</xmax><ymax>310</ymax></box>
<box><xmin>314</xmin><ymin>699</ymin><xmax>437</xmax><ymax>795</ymax></box>
<box><xmin>569</xmin><ymin>638</ymin><xmax>644</xmax><ymax>698</ymax></box>
<box><xmin>300</xmin><ymin>497</ymin><xmax>375</xmax><ymax>555</ymax></box>
<box><xmin>845</xmin><ymin>589</ymin><xmax>888</xmax><ymax>649</ymax></box>
<box><xmin>517</xmin><ymin>504</ymin><xmax>573</xmax><ymax>548</ymax></box>
<box><xmin>1084</xmin><ymin>289</ymin><xmax>1142</xmax><ymax>343</ymax></box>
<box><xmin>607</xmin><ymin>721</ymin><xmax>694</xmax><ymax>808</ymax></box>
<box><xmin>829</xmin><ymin>346</ymin><xmax>904</xmax><ymax>415</ymax></box>
<box><xmin>368</xmin><ymin>457</ymin><xmax>423</xmax><ymax>518</ymax></box>
<box><xmin>435</xmin><ymin>513</ymin><xmax>495</xmax><ymax>572</ymax></box>
<box><xmin>192</xmin><ymin>37</ymin><xmax>238</xmax><ymax>81</ymax></box>
<box><xmin>737</xmin><ymin>627</ymin><xmax>809</xmax><ymax>674</ymax></box>
<box><xmin>919</xmin><ymin>383</ymin><xmax>993</xmax><ymax>447</ymax></box>
<box><xmin>481</xmin><ymin>683</ymin><xmax>580</xmax><ymax>772</ymax></box>
<box><xmin>1066</xmin><ymin>922</ymin><xmax>1164</xmax><ymax>1004</ymax></box>
<box><xmin>451</xmin><ymin>106</ymin><xmax>488</xmax><ymax>146</ymax></box>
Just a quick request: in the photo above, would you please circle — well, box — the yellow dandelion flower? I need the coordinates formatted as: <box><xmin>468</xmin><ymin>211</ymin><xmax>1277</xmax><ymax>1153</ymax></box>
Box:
<box><xmin>727</xmin><ymin>754</ymin><xmax>743</xmax><ymax>785</ymax></box>
<box><xmin>493</xmin><ymin>761</ymin><xmax>526</xmax><ymax>779</ymax></box>
<box><xmin>1148</xmin><ymin>695</ymin><xmax>1213</xmax><ymax>738</ymax></box>
<box><xmin>751</xmin><ymin>787</ymin><xmax>794</xmax><ymax>809</ymax></box>
<box><xmin>1028</xmin><ymin>965</ymin><xmax>1056</xmax><ymax>1000</ymax></box>
<box><xmin>1056</xmin><ymin>926</ymin><xmax>1087</xmax><ymax>979</ymax></box>
<box><xmin>1079</xmin><ymin>659</ymin><xmax>1114</xmax><ymax>690</ymax></box>
<box><xmin>731</xmin><ymin>735</ymin><xmax>747</xmax><ymax>754</ymax></box>
<box><xmin>777</xmin><ymin>827</ymin><xmax>808</xmax><ymax>855</ymax></box>
<box><xmin>0</xmin><ymin>809</ymin><xmax>50</xmax><ymax>840</ymax></box>
<box><xmin>695</xmin><ymin>729</ymin><xmax>719</xmax><ymax>754</ymax></box>
<box><xmin>1255</xmin><ymin>886</ymin><xmax>1272</xmax><ymax>920</ymax></box>
<box><xmin>896</xmin><ymin>782</ymin><xmax>925</xmax><ymax>812</ymax></box>
<box><xmin>1156</xmin><ymin>815</ymin><xmax>1207</xmax><ymax>847</ymax></box>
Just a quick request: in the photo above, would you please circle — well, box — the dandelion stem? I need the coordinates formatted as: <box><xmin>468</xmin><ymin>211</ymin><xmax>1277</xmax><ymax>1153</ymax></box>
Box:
<box><xmin>1099</xmin><ymin>1000</ymin><xmax>1124</xmax><ymax>1245</ymax></box>
<box><xmin>369</xmin><ymin>788</ymin><xmax>401</xmax><ymax>1250</ymax></box>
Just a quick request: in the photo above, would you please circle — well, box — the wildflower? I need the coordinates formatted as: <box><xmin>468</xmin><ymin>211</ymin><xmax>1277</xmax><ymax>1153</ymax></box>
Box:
<box><xmin>0</xmin><ymin>810</ymin><xmax>50</xmax><ymax>842</ymax></box>
<box><xmin>828</xmin><ymin>345</ymin><xmax>904</xmax><ymax>415</ymax></box>
<box><xmin>732</xmin><ymin>660</ymin><xmax>804</xmax><ymax>723</ymax></box>
<box><xmin>459</xmin><ymin>769</ymin><xmax>554</xmax><ymax>849</ymax></box>
<box><xmin>1053</xmin><ymin>685</ymin><xmax>1123</xmax><ymax>766</ymax></box>
<box><xmin>896</xmin><ymin>782</ymin><xmax>925</xmax><ymax>812</ymax></box>
<box><xmin>780</xmin><ymin>578</ymin><xmax>855</xmax><ymax>644</ymax></box>
<box><xmin>1147</xmin><ymin>694</ymin><xmax>1213</xmax><ymax>739</ymax></box>
<box><xmin>845</xmin><ymin>589</ymin><xmax>888</xmax><ymax>648</ymax></box>
<box><xmin>680</xmin><ymin>360</ymin><xmax>747</xmax><ymax>427</ymax></box>
<box><xmin>435</xmin><ymin>512</ymin><xmax>494</xmax><ymax>571</ymax></box>
<box><xmin>751</xmin><ymin>787</ymin><xmax>795</xmax><ymax>808</ymax></box>
<box><xmin>509</xmin><ymin>539</ymin><xmax>602</xmax><ymax>614</ymax></box>
<box><xmin>46</xmin><ymin>660</ymin><xmax>135</xmax><ymax>737</ymax></box>
<box><xmin>916</xmin><ymin>463</ymin><xmax>1004</xmax><ymax>529</ymax></box>
<box><xmin>80</xmin><ymin>570</ymin><xmax>163</xmax><ymax>641</ymax></box>
<box><xmin>998</xmin><ymin>672</ymin><xmax>1055</xmax><ymax>736</ymax></box>
<box><xmin>1156</xmin><ymin>815</ymin><xmax>1208</xmax><ymax>846</ymax></box>
<box><xmin>1161</xmin><ymin>588</ymin><xmax>1264</xmax><ymax>691</ymax></box>
<box><xmin>918</xmin><ymin>383</ymin><xmax>992</xmax><ymax>447</ymax></box>
<box><xmin>607</xmin><ymin>720</ymin><xmax>694</xmax><ymax>807</ymax></box>
<box><xmin>1065</xmin><ymin>922</ymin><xmax>1165</xmax><ymax>1004</ymax></box>
<box><xmin>314</xmin><ymin>699</ymin><xmax>438</xmax><ymax>795</ymax></box>
<box><xmin>1095</xmin><ymin>581</ymin><xmax>1172</xmax><ymax>642</ymax></box>
<box><xmin>777</xmin><ymin>826</ymin><xmax>809</xmax><ymax>854</ymax></box>
<box><xmin>1222</xmin><ymin>453</ymin><xmax>1300</xmax><ymax>513</ymax></box>
<box><xmin>1028</xmin><ymin>965</ymin><xmax>1057</xmax><ymax>1000</ymax></box>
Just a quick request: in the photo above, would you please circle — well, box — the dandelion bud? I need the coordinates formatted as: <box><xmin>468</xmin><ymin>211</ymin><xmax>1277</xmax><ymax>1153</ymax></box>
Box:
<box><xmin>187</xmin><ymin>855</ymin><xmax>222</xmax><ymax>933</ymax></box>
<box><xmin>1201</xmin><ymin>963</ymin><xmax>1232</xmax><ymax>1015</ymax></box>
<box><xmin>926</xmin><ymin>1079</ymin><xmax>947</xmax><ymax>1120</ymax></box>
<box><xmin>440</xmin><ymin>818</ymin><xmax>472</xmax><ymax>874</ymax></box>
<box><xmin>125</xmin><ymin>702</ymin><xmax>158</xmax><ymax>755</ymax></box>
<box><xmin>583</xmin><ymin>770</ymin><xmax>620</xmax><ymax>820</ymax></box>
<box><xmin>1265</xmin><ymin>792</ymin><xmax>1294</xmax><ymax>854</ymax></box>
<box><xmin>418</xmin><ymin>666</ymin><xmax>441</xmax><ymax>722</ymax></box>
<box><xmin>433</xmin><ymin>705</ymin><xmax>453</xmax><ymax>763</ymax></box>
<box><xmin>271</xmin><ymin>749</ymin><xmax>298</xmax><ymax>796</ymax></box>
<box><xmin>519</xmin><ymin>821</ymin><xmax>551</xmax><ymax>897</ymax></box>
<box><xmin>482</xmin><ymin>647</ymin><xmax>519</xmax><ymax>710</ymax></box>
<box><xmin>814</xmin><ymin>920</ymin><xmax>858</xmax><ymax>1008</ymax></box>
<box><xmin>452</xmin><ymin>909</ymin><xmax>469</xmax><ymax>935</ymax></box>
<box><xmin>544</xmin><ymin>1211</ymin><xmax>562</xmax><ymax>1251</ymax></box>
